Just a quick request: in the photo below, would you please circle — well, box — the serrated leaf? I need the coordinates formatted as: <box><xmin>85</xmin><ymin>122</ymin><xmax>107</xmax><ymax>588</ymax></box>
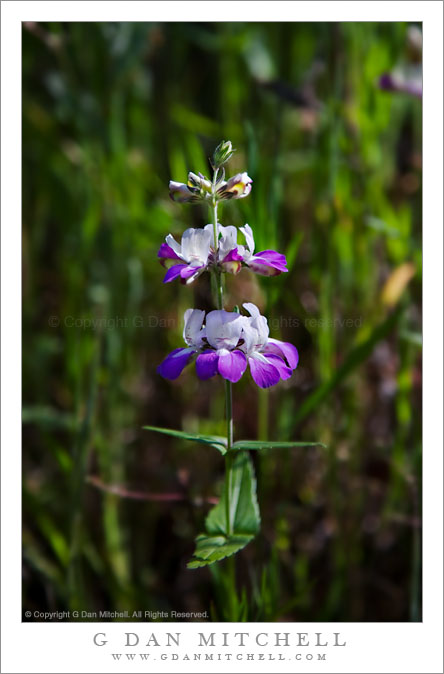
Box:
<box><xmin>231</xmin><ymin>440</ymin><xmax>326</xmax><ymax>451</ymax></box>
<box><xmin>206</xmin><ymin>453</ymin><xmax>261</xmax><ymax>537</ymax></box>
<box><xmin>143</xmin><ymin>425</ymin><xmax>227</xmax><ymax>454</ymax></box>
<box><xmin>188</xmin><ymin>452</ymin><xmax>260</xmax><ymax>568</ymax></box>
<box><xmin>187</xmin><ymin>534</ymin><xmax>255</xmax><ymax>568</ymax></box>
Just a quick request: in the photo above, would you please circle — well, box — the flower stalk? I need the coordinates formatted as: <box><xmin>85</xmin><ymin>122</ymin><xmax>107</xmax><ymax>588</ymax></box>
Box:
<box><xmin>211</xmin><ymin>170</ymin><xmax>224</xmax><ymax>312</ymax></box>
<box><xmin>210</xmin><ymin>167</ymin><xmax>234</xmax><ymax>537</ymax></box>
<box><xmin>224</xmin><ymin>381</ymin><xmax>234</xmax><ymax>538</ymax></box>
<box><xmin>151</xmin><ymin>140</ymin><xmax>314</xmax><ymax>573</ymax></box>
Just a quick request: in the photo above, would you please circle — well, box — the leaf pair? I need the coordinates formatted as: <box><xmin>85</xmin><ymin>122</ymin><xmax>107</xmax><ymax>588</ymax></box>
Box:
<box><xmin>143</xmin><ymin>426</ymin><xmax>326</xmax><ymax>567</ymax></box>
<box><xmin>143</xmin><ymin>425</ymin><xmax>326</xmax><ymax>455</ymax></box>
<box><xmin>188</xmin><ymin>452</ymin><xmax>260</xmax><ymax>568</ymax></box>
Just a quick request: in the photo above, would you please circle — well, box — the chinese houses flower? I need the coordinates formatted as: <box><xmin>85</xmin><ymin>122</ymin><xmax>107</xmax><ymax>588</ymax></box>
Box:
<box><xmin>158</xmin><ymin>224</ymin><xmax>287</xmax><ymax>283</ymax></box>
<box><xmin>157</xmin><ymin>304</ymin><xmax>298</xmax><ymax>389</ymax></box>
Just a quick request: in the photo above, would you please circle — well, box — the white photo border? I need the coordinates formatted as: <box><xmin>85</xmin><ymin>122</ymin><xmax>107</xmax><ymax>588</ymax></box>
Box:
<box><xmin>2</xmin><ymin>2</ymin><xmax>442</xmax><ymax>673</ymax></box>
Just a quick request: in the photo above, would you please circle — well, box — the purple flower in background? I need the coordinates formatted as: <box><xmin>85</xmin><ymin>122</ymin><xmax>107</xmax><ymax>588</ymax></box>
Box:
<box><xmin>378</xmin><ymin>67</ymin><xmax>422</xmax><ymax>98</ymax></box>
<box><xmin>239</xmin><ymin>224</ymin><xmax>288</xmax><ymax>276</ymax></box>
<box><xmin>157</xmin><ymin>304</ymin><xmax>298</xmax><ymax>388</ymax></box>
<box><xmin>378</xmin><ymin>26</ymin><xmax>422</xmax><ymax>99</ymax></box>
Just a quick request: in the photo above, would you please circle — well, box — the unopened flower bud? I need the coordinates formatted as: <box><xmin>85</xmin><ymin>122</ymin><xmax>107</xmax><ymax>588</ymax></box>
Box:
<box><xmin>212</xmin><ymin>140</ymin><xmax>235</xmax><ymax>169</ymax></box>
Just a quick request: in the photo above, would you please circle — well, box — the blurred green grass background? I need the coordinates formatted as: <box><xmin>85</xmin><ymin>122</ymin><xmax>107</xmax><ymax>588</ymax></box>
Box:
<box><xmin>22</xmin><ymin>21</ymin><xmax>422</xmax><ymax>621</ymax></box>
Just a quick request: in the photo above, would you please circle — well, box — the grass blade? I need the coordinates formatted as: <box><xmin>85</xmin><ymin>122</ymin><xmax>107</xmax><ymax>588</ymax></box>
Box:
<box><xmin>293</xmin><ymin>308</ymin><xmax>403</xmax><ymax>425</ymax></box>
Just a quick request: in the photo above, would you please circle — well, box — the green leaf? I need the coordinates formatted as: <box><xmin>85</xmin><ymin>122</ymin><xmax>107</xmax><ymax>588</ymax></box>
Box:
<box><xmin>187</xmin><ymin>534</ymin><xmax>255</xmax><ymax>568</ymax></box>
<box><xmin>231</xmin><ymin>440</ymin><xmax>326</xmax><ymax>451</ymax></box>
<box><xmin>206</xmin><ymin>453</ymin><xmax>260</xmax><ymax>536</ymax></box>
<box><xmin>188</xmin><ymin>452</ymin><xmax>260</xmax><ymax>568</ymax></box>
<box><xmin>142</xmin><ymin>425</ymin><xmax>227</xmax><ymax>454</ymax></box>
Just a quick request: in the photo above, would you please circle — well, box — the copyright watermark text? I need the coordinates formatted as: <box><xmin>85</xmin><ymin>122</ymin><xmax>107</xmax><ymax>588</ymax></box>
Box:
<box><xmin>48</xmin><ymin>314</ymin><xmax>363</xmax><ymax>332</ymax></box>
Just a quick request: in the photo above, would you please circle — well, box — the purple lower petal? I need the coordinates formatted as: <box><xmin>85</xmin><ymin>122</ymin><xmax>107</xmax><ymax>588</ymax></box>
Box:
<box><xmin>217</xmin><ymin>349</ymin><xmax>247</xmax><ymax>383</ymax></box>
<box><xmin>248</xmin><ymin>356</ymin><xmax>281</xmax><ymax>388</ymax></box>
<box><xmin>163</xmin><ymin>264</ymin><xmax>186</xmax><ymax>283</ymax></box>
<box><xmin>256</xmin><ymin>249</ymin><xmax>287</xmax><ymax>263</ymax></box>
<box><xmin>265</xmin><ymin>339</ymin><xmax>299</xmax><ymax>369</ymax></box>
<box><xmin>158</xmin><ymin>243</ymin><xmax>181</xmax><ymax>261</ymax></box>
<box><xmin>248</xmin><ymin>261</ymin><xmax>282</xmax><ymax>276</ymax></box>
<box><xmin>157</xmin><ymin>347</ymin><xmax>196</xmax><ymax>380</ymax></box>
<box><xmin>180</xmin><ymin>264</ymin><xmax>204</xmax><ymax>280</ymax></box>
<box><xmin>196</xmin><ymin>351</ymin><xmax>219</xmax><ymax>380</ymax></box>
<box><xmin>248</xmin><ymin>250</ymin><xmax>288</xmax><ymax>275</ymax></box>
<box><xmin>263</xmin><ymin>354</ymin><xmax>292</xmax><ymax>380</ymax></box>
<box><xmin>222</xmin><ymin>248</ymin><xmax>244</xmax><ymax>263</ymax></box>
<box><xmin>221</xmin><ymin>248</ymin><xmax>243</xmax><ymax>274</ymax></box>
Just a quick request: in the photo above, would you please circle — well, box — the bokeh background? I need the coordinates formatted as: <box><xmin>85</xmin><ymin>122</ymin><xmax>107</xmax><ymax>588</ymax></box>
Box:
<box><xmin>22</xmin><ymin>22</ymin><xmax>422</xmax><ymax>622</ymax></box>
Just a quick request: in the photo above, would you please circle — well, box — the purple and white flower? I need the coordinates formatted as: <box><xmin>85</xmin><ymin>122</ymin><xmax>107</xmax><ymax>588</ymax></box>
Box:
<box><xmin>204</xmin><ymin>223</ymin><xmax>244</xmax><ymax>274</ymax></box>
<box><xmin>158</xmin><ymin>228</ymin><xmax>212</xmax><ymax>284</ymax></box>
<box><xmin>240</xmin><ymin>303</ymin><xmax>298</xmax><ymax>388</ymax></box>
<box><xmin>157</xmin><ymin>304</ymin><xmax>298</xmax><ymax>389</ymax></box>
<box><xmin>378</xmin><ymin>66</ymin><xmax>422</xmax><ymax>98</ymax></box>
<box><xmin>158</xmin><ymin>223</ymin><xmax>287</xmax><ymax>283</ymax></box>
<box><xmin>239</xmin><ymin>224</ymin><xmax>288</xmax><ymax>276</ymax></box>
<box><xmin>158</xmin><ymin>225</ymin><xmax>243</xmax><ymax>283</ymax></box>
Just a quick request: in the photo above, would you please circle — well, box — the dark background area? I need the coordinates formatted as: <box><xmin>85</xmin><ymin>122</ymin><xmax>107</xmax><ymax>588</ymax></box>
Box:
<box><xmin>22</xmin><ymin>22</ymin><xmax>422</xmax><ymax>621</ymax></box>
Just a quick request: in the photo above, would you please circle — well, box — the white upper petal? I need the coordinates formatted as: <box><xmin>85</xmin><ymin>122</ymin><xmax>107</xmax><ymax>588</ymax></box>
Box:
<box><xmin>239</xmin><ymin>319</ymin><xmax>256</xmax><ymax>354</ymax></box>
<box><xmin>204</xmin><ymin>223</ymin><xmax>216</xmax><ymax>246</ymax></box>
<box><xmin>205</xmin><ymin>310</ymin><xmax>244</xmax><ymax>350</ymax></box>
<box><xmin>183</xmin><ymin>309</ymin><xmax>205</xmax><ymax>347</ymax></box>
<box><xmin>165</xmin><ymin>233</ymin><xmax>184</xmax><ymax>259</ymax></box>
<box><xmin>243</xmin><ymin>302</ymin><xmax>260</xmax><ymax>318</ymax></box>
<box><xmin>240</xmin><ymin>304</ymin><xmax>269</xmax><ymax>354</ymax></box>
<box><xmin>218</xmin><ymin>225</ymin><xmax>239</xmax><ymax>259</ymax></box>
<box><xmin>203</xmin><ymin>223</ymin><xmax>240</xmax><ymax>260</ymax></box>
<box><xmin>251</xmin><ymin>315</ymin><xmax>269</xmax><ymax>347</ymax></box>
<box><xmin>180</xmin><ymin>228</ymin><xmax>212</xmax><ymax>265</ymax></box>
<box><xmin>240</xmin><ymin>224</ymin><xmax>255</xmax><ymax>254</ymax></box>
<box><xmin>169</xmin><ymin>180</ymin><xmax>187</xmax><ymax>190</ymax></box>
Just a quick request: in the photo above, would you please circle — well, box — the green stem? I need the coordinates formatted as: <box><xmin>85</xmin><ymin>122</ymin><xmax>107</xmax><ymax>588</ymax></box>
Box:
<box><xmin>210</xmin><ymin>161</ymin><xmax>237</xmax><ymax>615</ymax></box>
<box><xmin>225</xmin><ymin>379</ymin><xmax>233</xmax><ymax>449</ymax></box>
<box><xmin>210</xmin><ymin>171</ymin><xmax>233</xmax><ymax>536</ymax></box>
<box><xmin>211</xmin><ymin>172</ymin><xmax>223</xmax><ymax>311</ymax></box>
<box><xmin>224</xmin><ymin>381</ymin><xmax>233</xmax><ymax>535</ymax></box>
